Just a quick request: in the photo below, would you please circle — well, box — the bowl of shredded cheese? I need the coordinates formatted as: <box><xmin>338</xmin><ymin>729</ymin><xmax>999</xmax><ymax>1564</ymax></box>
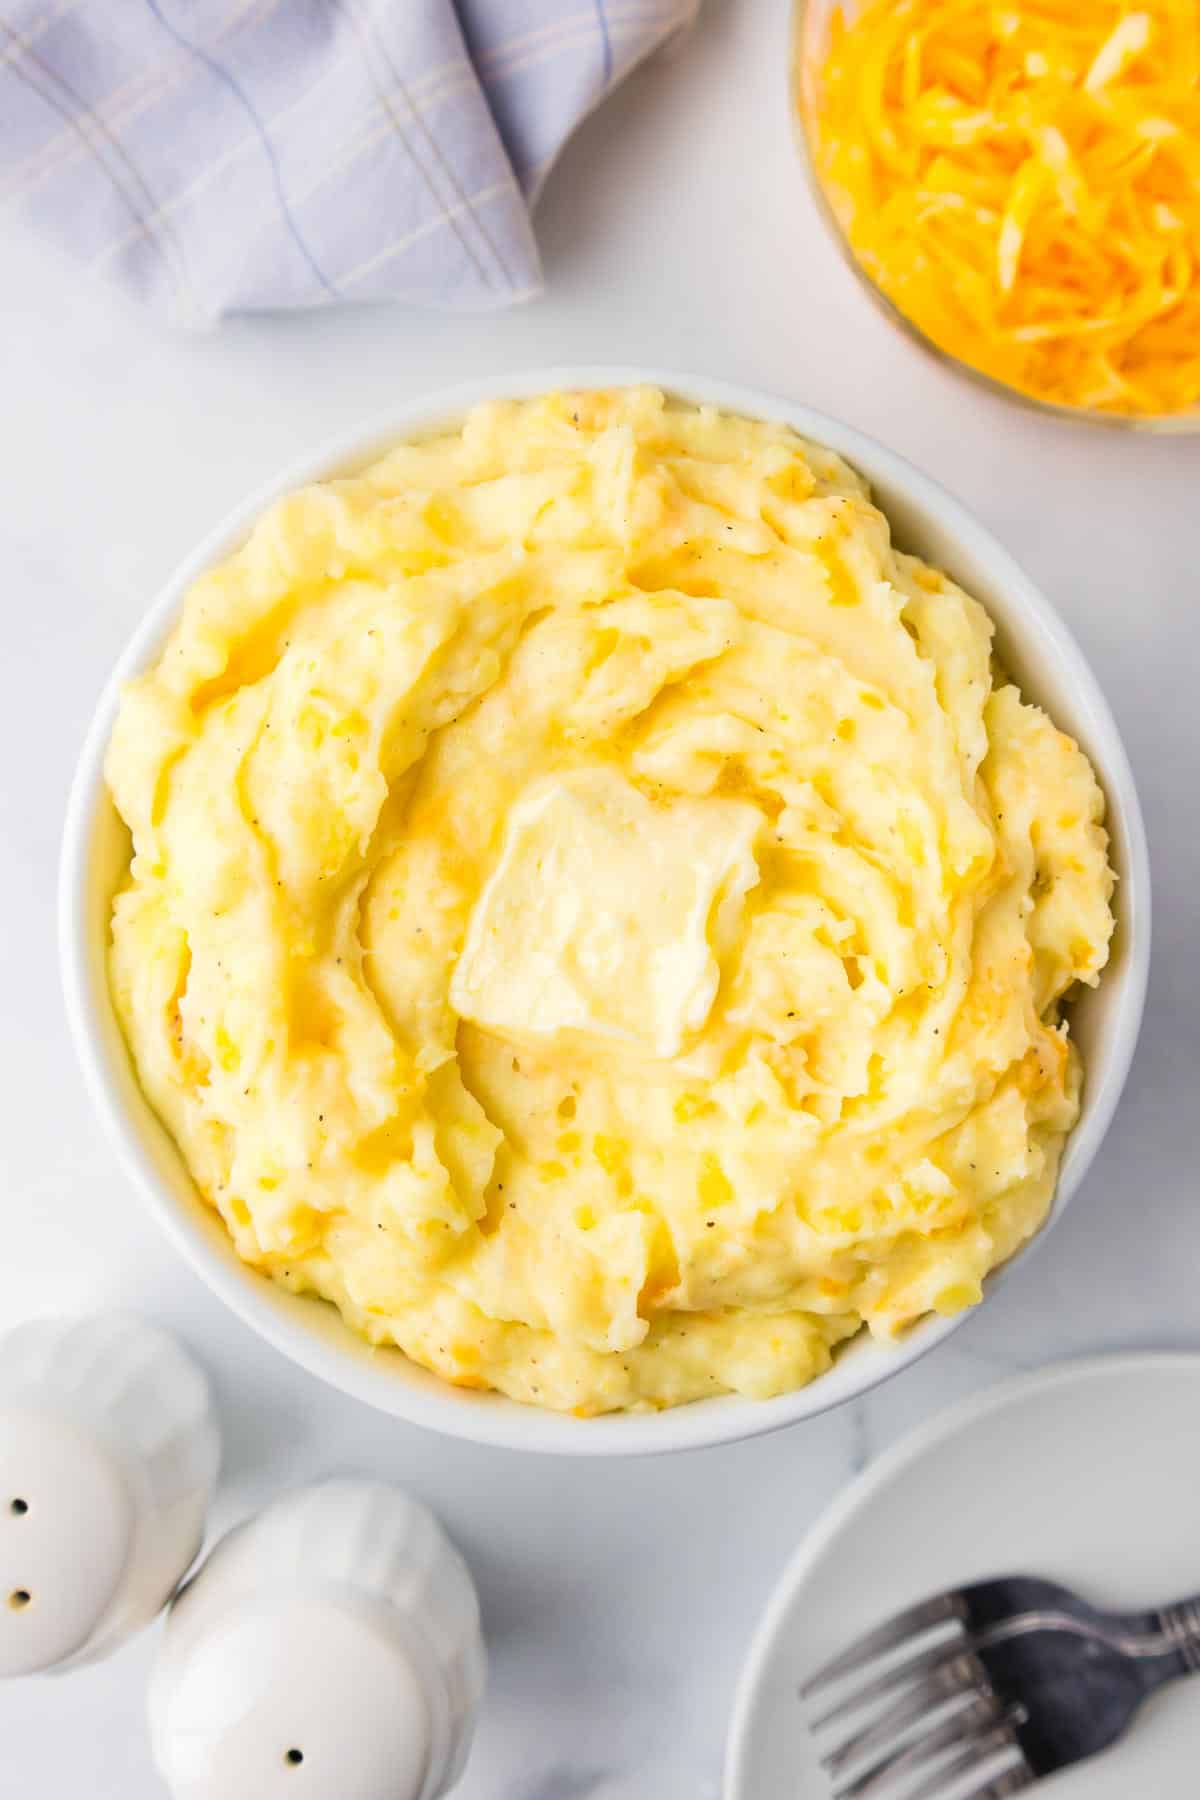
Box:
<box><xmin>795</xmin><ymin>0</ymin><xmax>1200</xmax><ymax>426</ymax></box>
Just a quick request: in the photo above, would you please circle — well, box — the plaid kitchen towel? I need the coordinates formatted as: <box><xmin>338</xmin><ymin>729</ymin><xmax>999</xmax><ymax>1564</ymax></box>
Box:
<box><xmin>0</xmin><ymin>0</ymin><xmax>696</xmax><ymax>326</ymax></box>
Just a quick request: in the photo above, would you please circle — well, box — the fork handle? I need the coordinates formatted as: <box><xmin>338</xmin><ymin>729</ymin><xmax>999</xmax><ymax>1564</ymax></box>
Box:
<box><xmin>1155</xmin><ymin>1599</ymin><xmax>1200</xmax><ymax>1673</ymax></box>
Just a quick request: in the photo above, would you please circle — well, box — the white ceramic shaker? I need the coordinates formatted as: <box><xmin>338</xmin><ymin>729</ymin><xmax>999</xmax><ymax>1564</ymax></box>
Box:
<box><xmin>149</xmin><ymin>1479</ymin><xmax>487</xmax><ymax>1800</ymax></box>
<box><xmin>0</xmin><ymin>1312</ymin><xmax>220</xmax><ymax>1678</ymax></box>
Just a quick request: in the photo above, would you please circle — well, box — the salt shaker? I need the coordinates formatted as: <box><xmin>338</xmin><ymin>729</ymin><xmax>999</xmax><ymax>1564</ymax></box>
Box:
<box><xmin>149</xmin><ymin>1479</ymin><xmax>487</xmax><ymax>1800</ymax></box>
<box><xmin>0</xmin><ymin>1312</ymin><xmax>219</xmax><ymax>1678</ymax></box>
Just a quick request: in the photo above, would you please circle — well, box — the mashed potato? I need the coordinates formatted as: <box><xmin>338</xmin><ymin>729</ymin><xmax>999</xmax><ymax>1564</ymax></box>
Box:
<box><xmin>107</xmin><ymin>388</ymin><xmax>1114</xmax><ymax>1414</ymax></box>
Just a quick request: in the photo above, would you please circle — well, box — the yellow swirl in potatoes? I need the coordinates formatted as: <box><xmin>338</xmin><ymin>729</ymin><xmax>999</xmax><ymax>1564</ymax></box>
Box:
<box><xmin>107</xmin><ymin>389</ymin><xmax>1114</xmax><ymax>1414</ymax></box>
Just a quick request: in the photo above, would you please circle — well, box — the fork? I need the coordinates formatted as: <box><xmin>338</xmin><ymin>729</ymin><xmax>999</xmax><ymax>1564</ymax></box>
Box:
<box><xmin>802</xmin><ymin>1574</ymin><xmax>1200</xmax><ymax>1798</ymax></box>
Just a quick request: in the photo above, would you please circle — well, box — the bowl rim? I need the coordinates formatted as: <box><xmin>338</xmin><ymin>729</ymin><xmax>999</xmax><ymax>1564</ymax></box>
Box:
<box><xmin>59</xmin><ymin>364</ymin><xmax>1152</xmax><ymax>1456</ymax></box>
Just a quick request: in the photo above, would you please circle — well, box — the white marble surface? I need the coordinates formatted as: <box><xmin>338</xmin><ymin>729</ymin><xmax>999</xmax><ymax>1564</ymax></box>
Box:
<box><xmin>1</xmin><ymin>2</ymin><xmax>1197</xmax><ymax>1794</ymax></box>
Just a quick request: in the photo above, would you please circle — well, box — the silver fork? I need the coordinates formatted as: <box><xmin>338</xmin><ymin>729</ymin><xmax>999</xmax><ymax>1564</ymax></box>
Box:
<box><xmin>802</xmin><ymin>1574</ymin><xmax>1200</xmax><ymax>1798</ymax></box>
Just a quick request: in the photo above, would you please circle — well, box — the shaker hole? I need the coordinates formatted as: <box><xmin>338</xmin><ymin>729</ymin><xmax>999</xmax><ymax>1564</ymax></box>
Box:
<box><xmin>285</xmin><ymin>1749</ymin><xmax>304</xmax><ymax>1768</ymax></box>
<box><xmin>8</xmin><ymin>1590</ymin><xmax>31</xmax><ymax>1612</ymax></box>
<box><xmin>9</xmin><ymin>1498</ymin><xmax>28</xmax><ymax>1517</ymax></box>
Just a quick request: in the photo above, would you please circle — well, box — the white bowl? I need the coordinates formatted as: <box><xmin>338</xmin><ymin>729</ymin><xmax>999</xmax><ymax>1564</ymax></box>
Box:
<box><xmin>59</xmin><ymin>368</ymin><xmax>1151</xmax><ymax>1457</ymax></box>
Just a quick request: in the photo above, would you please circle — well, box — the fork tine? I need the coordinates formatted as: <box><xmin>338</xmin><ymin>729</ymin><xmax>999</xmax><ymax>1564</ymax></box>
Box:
<box><xmin>960</xmin><ymin>1766</ymin><xmax>1037</xmax><ymax>1798</ymax></box>
<box><xmin>899</xmin><ymin>1718</ymin><xmax>1027</xmax><ymax>1800</ymax></box>
<box><xmin>822</xmin><ymin>1666</ymin><xmax>988</xmax><ymax>1773</ymax></box>
<box><xmin>811</xmin><ymin>1637</ymin><xmax>982</xmax><ymax>1732</ymax></box>
<box><xmin>827</xmin><ymin>1684</ymin><xmax>1007</xmax><ymax>1785</ymax></box>
<box><xmin>829</xmin><ymin>1694</ymin><xmax>1002</xmax><ymax>1799</ymax></box>
<box><xmin>802</xmin><ymin>1594</ymin><xmax>966</xmax><ymax>1696</ymax></box>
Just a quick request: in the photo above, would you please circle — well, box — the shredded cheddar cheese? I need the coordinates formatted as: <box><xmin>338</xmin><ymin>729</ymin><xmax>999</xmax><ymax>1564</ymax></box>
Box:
<box><xmin>808</xmin><ymin>0</ymin><xmax>1200</xmax><ymax>417</ymax></box>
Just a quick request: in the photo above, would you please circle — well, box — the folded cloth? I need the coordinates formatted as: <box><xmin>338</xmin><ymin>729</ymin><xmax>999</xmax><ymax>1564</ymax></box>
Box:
<box><xmin>0</xmin><ymin>0</ymin><xmax>695</xmax><ymax>325</ymax></box>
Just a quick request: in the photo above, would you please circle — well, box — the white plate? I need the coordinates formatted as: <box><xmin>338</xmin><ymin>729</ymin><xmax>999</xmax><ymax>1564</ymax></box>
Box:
<box><xmin>726</xmin><ymin>1354</ymin><xmax>1200</xmax><ymax>1798</ymax></box>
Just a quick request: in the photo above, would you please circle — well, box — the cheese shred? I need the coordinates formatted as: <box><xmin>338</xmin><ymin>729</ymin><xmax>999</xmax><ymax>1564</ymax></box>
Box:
<box><xmin>808</xmin><ymin>0</ymin><xmax>1200</xmax><ymax>417</ymax></box>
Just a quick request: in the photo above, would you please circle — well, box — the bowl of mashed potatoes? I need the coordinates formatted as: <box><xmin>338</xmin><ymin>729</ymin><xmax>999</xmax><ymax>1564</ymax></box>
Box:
<box><xmin>61</xmin><ymin>371</ymin><xmax>1149</xmax><ymax>1454</ymax></box>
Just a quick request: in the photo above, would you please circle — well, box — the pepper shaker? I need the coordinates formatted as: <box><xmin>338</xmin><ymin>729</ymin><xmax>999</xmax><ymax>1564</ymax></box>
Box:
<box><xmin>149</xmin><ymin>1478</ymin><xmax>486</xmax><ymax>1800</ymax></box>
<box><xmin>0</xmin><ymin>1312</ymin><xmax>219</xmax><ymax>1678</ymax></box>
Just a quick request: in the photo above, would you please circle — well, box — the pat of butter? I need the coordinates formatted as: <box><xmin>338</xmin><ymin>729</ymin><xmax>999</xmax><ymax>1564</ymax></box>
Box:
<box><xmin>451</xmin><ymin>767</ymin><xmax>761</xmax><ymax>1058</ymax></box>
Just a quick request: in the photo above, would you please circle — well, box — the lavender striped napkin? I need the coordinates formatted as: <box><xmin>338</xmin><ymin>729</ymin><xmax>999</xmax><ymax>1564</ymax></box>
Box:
<box><xmin>0</xmin><ymin>0</ymin><xmax>696</xmax><ymax>326</ymax></box>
